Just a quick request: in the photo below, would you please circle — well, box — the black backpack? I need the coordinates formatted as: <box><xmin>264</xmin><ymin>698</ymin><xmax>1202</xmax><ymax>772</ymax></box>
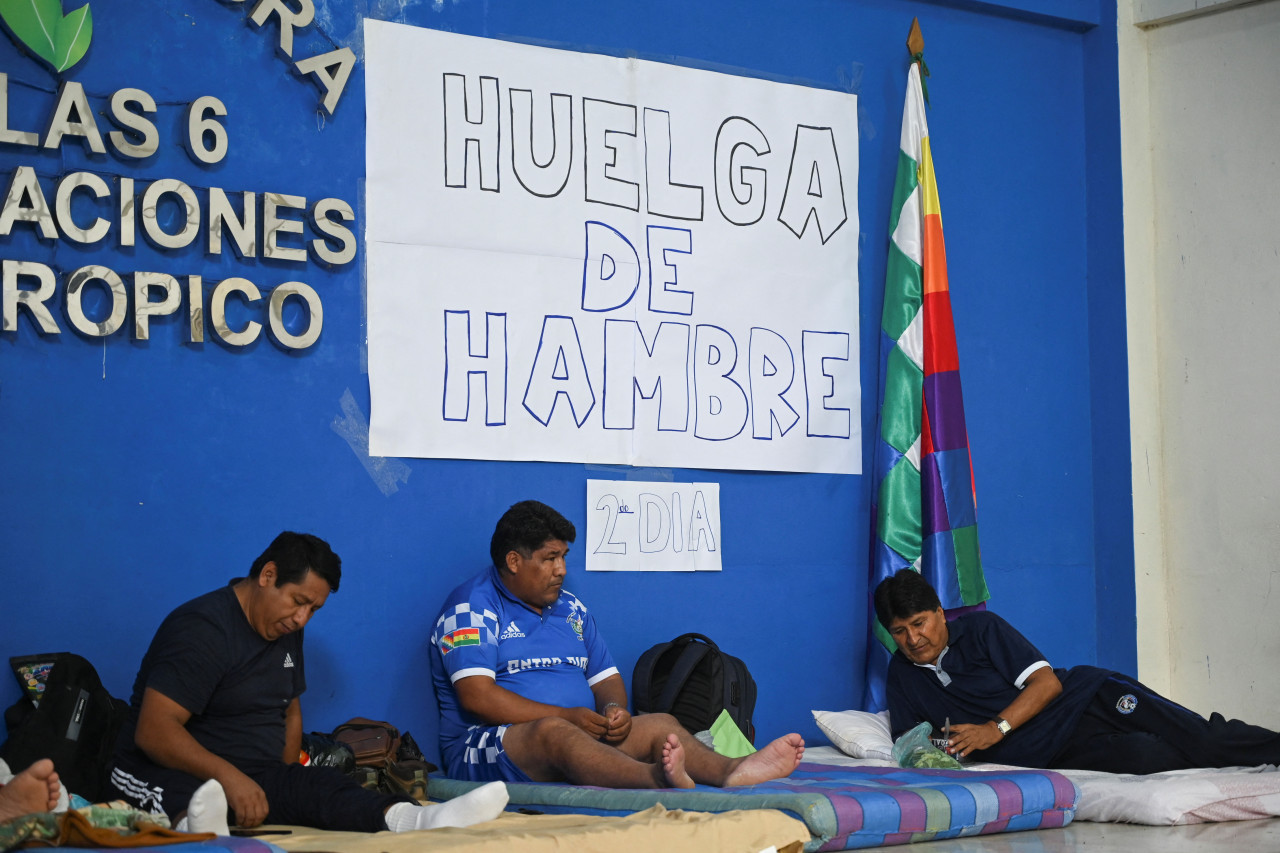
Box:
<box><xmin>631</xmin><ymin>633</ymin><xmax>757</xmax><ymax>744</ymax></box>
<box><xmin>1</xmin><ymin>653</ymin><xmax>128</xmax><ymax>802</ymax></box>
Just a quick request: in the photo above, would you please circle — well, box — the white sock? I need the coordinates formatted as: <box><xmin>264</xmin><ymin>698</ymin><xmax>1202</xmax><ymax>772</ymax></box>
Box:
<box><xmin>384</xmin><ymin>781</ymin><xmax>508</xmax><ymax>831</ymax></box>
<box><xmin>183</xmin><ymin>779</ymin><xmax>231</xmax><ymax>836</ymax></box>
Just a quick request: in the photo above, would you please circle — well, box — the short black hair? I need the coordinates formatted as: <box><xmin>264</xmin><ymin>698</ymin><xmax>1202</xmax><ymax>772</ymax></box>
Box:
<box><xmin>489</xmin><ymin>500</ymin><xmax>576</xmax><ymax>570</ymax></box>
<box><xmin>873</xmin><ymin>568</ymin><xmax>941</xmax><ymax>629</ymax></box>
<box><xmin>249</xmin><ymin>531</ymin><xmax>341</xmax><ymax>592</ymax></box>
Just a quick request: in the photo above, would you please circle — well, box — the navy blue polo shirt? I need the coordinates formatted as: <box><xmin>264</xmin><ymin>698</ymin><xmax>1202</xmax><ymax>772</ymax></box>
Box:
<box><xmin>116</xmin><ymin>583</ymin><xmax>305</xmax><ymax>773</ymax></box>
<box><xmin>886</xmin><ymin>610</ymin><xmax>1109</xmax><ymax>768</ymax></box>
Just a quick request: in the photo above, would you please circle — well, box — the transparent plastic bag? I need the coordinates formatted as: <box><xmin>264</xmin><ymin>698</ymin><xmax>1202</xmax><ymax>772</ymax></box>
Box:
<box><xmin>891</xmin><ymin>721</ymin><xmax>964</xmax><ymax>770</ymax></box>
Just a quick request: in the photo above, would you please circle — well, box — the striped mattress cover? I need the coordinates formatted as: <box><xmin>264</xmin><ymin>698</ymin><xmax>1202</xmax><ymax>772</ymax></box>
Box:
<box><xmin>49</xmin><ymin>836</ymin><xmax>285</xmax><ymax>853</ymax></box>
<box><xmin>428</xmin><ymin>761</ymin><xmax>1080</xmax><ymax>850</ymax></box>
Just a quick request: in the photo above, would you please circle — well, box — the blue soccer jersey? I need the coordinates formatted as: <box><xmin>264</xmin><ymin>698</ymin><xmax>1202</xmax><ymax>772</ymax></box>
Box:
<box><xmin>430</xmin><ymin>566</ymin><xmax>619</xmax><ymax>769</ymax></box>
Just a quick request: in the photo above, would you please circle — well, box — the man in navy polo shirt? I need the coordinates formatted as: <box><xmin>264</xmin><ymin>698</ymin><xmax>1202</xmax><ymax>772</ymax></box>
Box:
<box><xmin>109</xmin><ymin>531</ymin><xmax>507</xmax><ymax>834</ymax></box>
<box><xmin>875</xmin><ymin>569</ymin><xmax>1280</xmax><ymax>773</ymax></box>
<box><xmin>430</xmin><ymin>499</ymin><xmax>805</xmax><ymax>788</ymax></box>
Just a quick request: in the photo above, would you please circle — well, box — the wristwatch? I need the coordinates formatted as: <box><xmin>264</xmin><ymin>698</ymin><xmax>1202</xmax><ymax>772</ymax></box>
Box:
<box><xmin>993</xmin><ymin>717</ymin><xmax>1012</xmax><ymax>736</ymax></box>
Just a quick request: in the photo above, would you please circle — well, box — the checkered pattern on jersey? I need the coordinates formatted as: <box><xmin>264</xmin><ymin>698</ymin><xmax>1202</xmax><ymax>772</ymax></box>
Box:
<box><xmin>431</xmin><ymin>602</ymin><xmax>499</xmax><ymax>649</ymax></box>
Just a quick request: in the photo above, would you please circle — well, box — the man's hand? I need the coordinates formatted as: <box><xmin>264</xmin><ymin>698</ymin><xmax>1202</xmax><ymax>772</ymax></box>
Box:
<box><xmin>562</xmin><ymin>706</ymin><xmax>610</xmax><ymax>738</ymax></box>
<box><xmin>944</xmin><ymin>722</ymin><xmax>1004</xmax><ymax>758</ymax></box>
<box><xmin>942</xmin><ymin>666</ymin><xmax>1063</xmax><ymax>758</ymax></box>
<box><xmin>601</xmin><ymin>703</ymin><xmax>632</xmax><ymax>744</ymax></box>
<box><xmin>135</xmin><ymin>689</ymin><xmax>271</xmax><ymax>826</ymax></box>
<box><xmin>218</xmin><ymin>769</ymin><xmax>270</xmax><ymax>828</ymax></box>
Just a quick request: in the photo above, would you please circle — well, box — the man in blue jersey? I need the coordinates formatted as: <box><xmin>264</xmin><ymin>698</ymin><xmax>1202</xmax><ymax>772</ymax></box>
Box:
<box><xmin>875</xmin><ymin>569</ymin><xmax>1280</xmax><ymax>773</ymax></box>
<box><xmin>430</xmin><ymin>500</ymin><xmax>805</xmax><ymax>789</ymax></box>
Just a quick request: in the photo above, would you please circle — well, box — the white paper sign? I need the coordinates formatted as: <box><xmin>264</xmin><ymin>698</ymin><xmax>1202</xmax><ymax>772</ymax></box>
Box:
<box><xmin>365</xmin><ymin>20</ymin><xmax>860</xmax><ymax>474</ymax></box>
<box><xmin>586</xmin><ymin>480</ymin><xmax>722</xmax><ymax>572</ymax></box>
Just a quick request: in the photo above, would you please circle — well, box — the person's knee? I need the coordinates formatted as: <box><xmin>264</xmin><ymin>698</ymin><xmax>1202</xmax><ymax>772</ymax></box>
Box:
<box><xmin>624</xmin><ymin>713</ymin><xmax>691</xmax><ymax>757</ymax></box>
<box><xmin>523</xmin><ymin>717</ymin><xmax>584</xmax><ymax>754</ymax></box>
<box><xmin>632</xmin><ymin>712</ymin><xmax>683</xmax><ymax>733</ymax></box>
<box><xmin>502</xmin><ymin>717</ymin><xmax>591</xmax><ymax>779</ymax></box>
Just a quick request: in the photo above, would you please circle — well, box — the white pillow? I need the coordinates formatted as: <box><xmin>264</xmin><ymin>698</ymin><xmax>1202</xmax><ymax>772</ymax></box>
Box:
<box><xmin>812</xmin><ymin>709</ymin><xmax>895</xmax><ymax>760</ymax></box>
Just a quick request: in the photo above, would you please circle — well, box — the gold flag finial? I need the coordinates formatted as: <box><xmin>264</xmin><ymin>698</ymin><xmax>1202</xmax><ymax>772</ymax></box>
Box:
<box><xmin>906</xmin><ymin>17</ymin><xmax>931</xmax><ymax>106</ymax></box>
<box><xmin>907</xmin><ymin>17</ymin><xmax>924</xmax><ymax>57</ymax></box>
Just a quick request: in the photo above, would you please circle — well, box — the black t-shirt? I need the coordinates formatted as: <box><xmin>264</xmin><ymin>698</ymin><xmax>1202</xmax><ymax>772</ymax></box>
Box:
<box><xmin>116</xmin><ymin>583</ymin><xmax>306</xmax><ymax>772</ymax></box>
<box><xmin>886</xmin><ymin>610</ymin><xmax>1109</xmax><ymax>768</ymax></box>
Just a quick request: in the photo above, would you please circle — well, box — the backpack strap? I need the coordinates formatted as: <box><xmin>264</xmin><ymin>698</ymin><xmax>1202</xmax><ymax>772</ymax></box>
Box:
<box><xmin>652</xmin><ymin>636</ymin><xmax>713</xmax><ymax>715</ymax></box>
<box><xmin>674</xmin><ymin>633</ymin><xmax>719</xmax><ymax>651</ymax></box>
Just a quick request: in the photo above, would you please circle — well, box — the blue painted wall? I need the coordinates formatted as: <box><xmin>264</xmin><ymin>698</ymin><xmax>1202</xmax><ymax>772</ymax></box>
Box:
<box><xmin>0</xmin><ymin>0</ymin><xmax>1132</xmax><ymax>762</ymax></box>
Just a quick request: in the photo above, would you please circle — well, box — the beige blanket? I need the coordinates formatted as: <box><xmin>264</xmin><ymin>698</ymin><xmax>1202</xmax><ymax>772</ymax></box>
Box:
<box><xmin>270</xmin><ymin>804</ymin><xmax>808</xmax><ymax>853</ymax></box>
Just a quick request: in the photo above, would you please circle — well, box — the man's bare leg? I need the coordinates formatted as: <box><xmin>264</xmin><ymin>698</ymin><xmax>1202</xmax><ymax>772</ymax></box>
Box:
<box><xmin>513</xmin><ymin>713</ymin><xmax>803</xmax><ymax>789</ymax></box>
<box><xmin>624</xmin><ymin>714</ymin><xmax>805</xmax><ymax>787</ymax></box>
<box><xmin>503</xmin><ymin>717</ymin><xmax>672</xmax><ymax>788</ymax></box>
<box><xmin>723</xmin><ymin>733</ymin><xmax>806</xmax><ymax>786</ymax></box>
<box><xmin>0</xmin><ymin>759</ymin><xmax>60</xmax><ymax>820</ymax></box>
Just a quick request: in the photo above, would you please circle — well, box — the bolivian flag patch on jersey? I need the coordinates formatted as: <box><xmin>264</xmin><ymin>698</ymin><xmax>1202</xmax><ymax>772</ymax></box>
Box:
<box><xmin>441</xmin><ymin>627</ymin><xmax>481</xmax><ymax>654</ymax></box>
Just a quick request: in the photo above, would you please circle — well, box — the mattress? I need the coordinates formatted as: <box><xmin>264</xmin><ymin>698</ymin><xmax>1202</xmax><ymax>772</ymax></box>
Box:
<box><xmin>428</xmin><ymin>761</ymin><xmax>1079</xmax><ymax>851</ymax></box>
<box><xmin>137</xmin><ymin>839</ymin><xmax>286</xmax><ymax>853</ymax></box>
<box><xmin>4</xmin><ymin>834</ymin><xmax>283</xmax><ymax>853</ymax></box>
<box><xmin>804</xmin><ymin>744</ymin><xmax>1280</xmax><ymax>825</ymax></box>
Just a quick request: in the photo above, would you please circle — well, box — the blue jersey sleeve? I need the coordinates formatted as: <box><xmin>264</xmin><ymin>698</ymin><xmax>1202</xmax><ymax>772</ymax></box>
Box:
<box><xmin>579</xmin><ymin>605</ymin><xmax>618</xmax><ymax>687</ymax></box>
<box><xmin>431</xmin><ymin>598</ymin><xmax>501</xmax><ymax>683</ymax></box>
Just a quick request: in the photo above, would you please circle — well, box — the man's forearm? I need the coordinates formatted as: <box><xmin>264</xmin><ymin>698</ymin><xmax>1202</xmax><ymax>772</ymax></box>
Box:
<box><xmin>135</xmin><ymin>688</ymin><xmax>253</xmax><ymax>786</ymax></box>
<box><xmin>137</xmin><ymin>719</ymin><xmax>245</xmax><ymax>784</ymax></box>
<box><xmin>590</xmin><ymin>674</ymin><xmax>628</xmax><ymax>714</ymax></box>
<box><xmin>589</xmin><ymin>674</ymin><xmax>632</xmax><ymax>744</ymax></box>
<box><xmin>996</xmin><ymin>666</ymin><xmax>1062</xmax><ymax>731</ymax></box>
<box><xmin>282</xmin><ymin>698</ymin><xmax>302</xmax><ymax>764</ymax></box>
<box><xmin>942</xmin><ymin>666</ymin><xmax>1064</xmax><ymax>757</ymax></box>
<box><xmin>456</xmin><ymin>676</ymin><xmax>585</xmax><ymax>724</ymax></box>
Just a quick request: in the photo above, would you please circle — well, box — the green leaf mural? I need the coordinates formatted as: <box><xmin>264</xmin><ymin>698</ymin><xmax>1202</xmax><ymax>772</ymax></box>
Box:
<box><xmin>0</xmin><ymin>0</ymin><xmax>93</xmax><ymax>73</ymax></box>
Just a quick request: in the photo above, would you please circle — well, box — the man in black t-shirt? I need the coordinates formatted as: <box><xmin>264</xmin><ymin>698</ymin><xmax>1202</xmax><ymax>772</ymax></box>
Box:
<box><xmin>875</xmin><ymin>569</ymin><xmax>1280</xmax><ymax>774</ymax></box>
<box><xmin>109</xmin><ymin>531</ymin><xmax>507</xmax><ymax>834</ymax></box>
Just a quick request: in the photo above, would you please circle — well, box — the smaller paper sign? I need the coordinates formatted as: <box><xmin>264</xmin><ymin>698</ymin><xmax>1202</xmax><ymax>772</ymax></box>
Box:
<box><xmin>586</xmin><ymin>480</ymin><xmax>722</xmax><ymax>572</ymax></box>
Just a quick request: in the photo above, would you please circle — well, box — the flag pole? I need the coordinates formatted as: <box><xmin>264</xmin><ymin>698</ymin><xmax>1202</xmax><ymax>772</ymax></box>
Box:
<box><xmin>863</xmin><ymin>19</ymin><xmax>989</xmax><ymax>710</ymax></box>
<box><xmin>906</xmin><ymin>18</ymin><xmax>930</xmax><ymax>106</ymax></box>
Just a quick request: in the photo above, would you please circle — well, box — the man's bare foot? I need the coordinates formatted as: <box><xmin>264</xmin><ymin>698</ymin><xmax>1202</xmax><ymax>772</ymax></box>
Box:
<box><xmin>660</xmin><ymin>734</ymin><xmax>695</xmax><ymax>789</ymax></box>
<box><xmin>0</xmin><ymin>759</ymin><xmax>60</xmax><ymax>821</ymax></box>
<box><xmin>724</xmin><ymin>734</ymin><xmax>805</xmax><ymax>787</ymax></box>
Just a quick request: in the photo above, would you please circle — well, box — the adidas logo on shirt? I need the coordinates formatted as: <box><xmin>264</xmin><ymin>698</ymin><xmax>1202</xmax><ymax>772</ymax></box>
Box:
<box><xmin>499</xmin><ymin>621</ymin><xmax>525</xmax><ymax>640</ymax></box>
<box><xmin>283</xmin><ymin>653</ymin><xmax>295</xmax><ymax>668</ymax></box>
